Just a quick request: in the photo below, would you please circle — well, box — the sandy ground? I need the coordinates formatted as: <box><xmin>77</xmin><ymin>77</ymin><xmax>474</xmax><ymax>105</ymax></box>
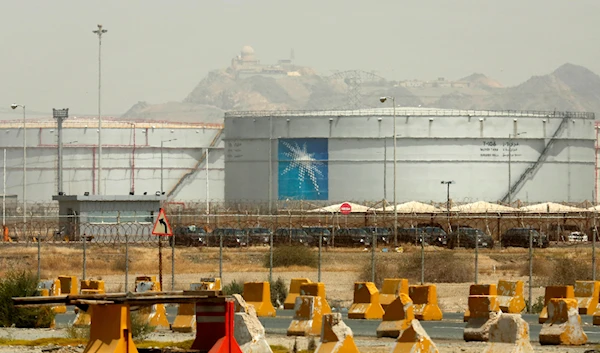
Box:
<box><xmin>0</xmin><ymin>330</ymin><xmax>594</xmax><ymax>353</ymax></box>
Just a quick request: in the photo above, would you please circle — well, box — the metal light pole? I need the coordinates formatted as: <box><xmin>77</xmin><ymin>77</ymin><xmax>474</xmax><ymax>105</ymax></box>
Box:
<box><xmin>206</xmin><ymin>148</ymin><xmax>210</xmax><ymax>223</ymax></box>
<box><xmin>441</xmin><ymin>181</ymin><xmax>455</xmax><ymax>211</ymax></box>
<box><xmin>160</xmin><ymin>139</ymin><xmax>177</xmax><ymax>193</ymax></box>
<box><xmin>380</xmin><ymin>97</ymin><xmax>397</xmax><ymax>246</ymax></box>
<box><xmin>53</xmin><ymin>109</ymin><xmax>69</xmax><ymax>194</ymax></box>
<box><xmin>528</xmin><ymin>228</ymin><xmax>533</xmax><ymax>313</ymax></box>
<box><xmin>507</xmin><ymin>132</ymin><xmax>526</xmax><ymax>204</ymax></box>
<box><xmin>93</xmin><ymin>24</ymin><xmax>107</xmax><ymax>195</ymax></box>
<box><xmin>11</xmin><ymin>104</ymin><xmax>26</xmax><ymax>241</ymax></box>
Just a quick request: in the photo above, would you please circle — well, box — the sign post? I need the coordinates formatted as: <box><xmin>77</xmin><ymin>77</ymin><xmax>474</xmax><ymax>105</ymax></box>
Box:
<box><xmin>152</xmin><ymin>208</ymin><xmax>173</xmax><ymax>290</ymax></box>
<box><xmin>340</xmin><ymin>202</ymin><xmax>352</xmax><ymax>215</ymax></box>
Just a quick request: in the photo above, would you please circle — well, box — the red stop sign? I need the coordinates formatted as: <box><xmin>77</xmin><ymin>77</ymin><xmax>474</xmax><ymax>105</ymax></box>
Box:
<box><xmin>340</xmin><ymin>202</ymin><xmax>352</xmax><ymax>215</ymax></box>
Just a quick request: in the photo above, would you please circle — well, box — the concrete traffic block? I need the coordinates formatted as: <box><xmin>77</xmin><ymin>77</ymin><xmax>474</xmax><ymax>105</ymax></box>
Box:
<box><xmin>314</xmin><ymin>313</ymin><xmax>360</xmax><ymax>353</ymax></box>
<box><xmin>348</xmin><ymin>282</ymin><xmax>384</xmax><ymax>320</ymax></box>
<box><xmin>463</xmin><ymin>284</ymin><xmax>497</xmax><ymax>322</ymax></box>
<box><xmin>243</xmin><ymin>282</ymin><xmax>276</xmax><ymax>317</ymax></box>
<box><xmin>376</xmin><ymin>293</ymin><xmax>414</xmax><ymax>338</ymax></box>
<box><xmin>232</xmin><ymin>294</ymin><xmax>272</xmax><ymax>353</ymax></box>
<box><xmin>409</xmin><ymin>285</ymin><xmax>443</xmax><ymax>321</ymax></box>
<box><xmin>300</xmin><ymin>282</ymin><xmax>331</xmax><ymax>313</ymax></box>
<box><xmin>73</xmin><ymin>279</ymin><xmax>106</xmax><ymax>327</ymax></box>
<box><xmin>391</xmin><ymin>319</ymin><xmax>439</xmax><ymax>353</ymax></box>
<box><xmin>134</xmin><ymin>276</ymin><xmax>170</xmax><ymax>329</ymax></box>
<box><xmin>463</xmin><ymin>295</ymin><xmax>501</xmax><ymax>342</ymax></box>
<box><xmin>37</xmin><ymin>279</ymin><xmax>65</xmax><ymax>315</ymax></box>
<box><xmin>380</xmin><ymin>278</ymin><xmax>409</xmax><ymax>311</ymax></box>
<box><xmin>287</xmin><ymin>295</ymin><xmax>332</xmax><ymax>336</ymax></box>
<box><xmin>482</xmin><ymin>313</ymin><xmax>534</xmax><ymax>353</ymax></box>
<box><xmin>539</xmin><ymin>298</ymin><xmax>587</xmax><ymax>345</ymax></box>
<box><xmin>58</xmin><ymin>275</ymin><xmax>78</xmax><ymax>295</ymax></box>
<box><xmin>284</xmin><ymin>278</ymin><xmax>312</xmax><ymax>310</ymax></box>
<box><xmin>538</xmin><ymin>285</ymin><xmax>574</xmax><ymax>324</ymax></box>
<box><xmin>497</xmin><ymin>280</ymin><xmax>526</xmax><ymax>314</ymax></box>
<box><xmin>574</xmin><ymin>280</ymin><xmax>600</xmax><ymax>315</ymax></box>
<box><xmin>82</xmin><ymin>304</ymin><xmax>137</xmax><ymax>353</ymax></box>
<box><xmin>172</xmin><ymin>277</ymin><xmax>224</xmax><ymax>333</ymax></box>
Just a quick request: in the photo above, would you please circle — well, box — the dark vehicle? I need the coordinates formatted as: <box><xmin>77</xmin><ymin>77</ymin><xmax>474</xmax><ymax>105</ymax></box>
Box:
<box><xmin>273</xmin><ymin>228</ymin><xmax>314</xmax><ymax>246</ymax></box>
<box><xmin>397</xmin><ymin>228</ymin><xmax>426</xmax><ymax>244</ymax></box>
<box><xmin>421</xmin><ymin>226</ymin><xmax>448</xmax><ymax>246</ymax></box>
<box><xmin>501</xmin><ymin>228</ymin><xmax>549</xmax><ymax>248</ymax></box>
<box><xmin>169</xmin><ymin>225</ymin><xmax>207</xmax><ymax>247</ymax></box>
<box><xmin>447</xmin><ymin>228</ymin><xmax>493</xmax><ymax>249</ymax></box>
<box><xmin>243</xmin><ymin>227</ymin><xmax>272</xmax><ymax>246</ymax></box>
<box><xmin>362</xmin><ymin>227</ymin><xmax>391</xmax><ymax>246</ymax></box>
<box><xmin>334</xmin><ymin>228</ymin><xmax>371</xmax><ymax>247</ymax></box>
<box><xmin>303</xmin><ymin>227</ymin><xmax>331</xmax><ymax>246</ymax></box>
<box><xmin>211</xmin><ymin>228</ymin><xmax>247</xmax><ymax>247</ymax></box>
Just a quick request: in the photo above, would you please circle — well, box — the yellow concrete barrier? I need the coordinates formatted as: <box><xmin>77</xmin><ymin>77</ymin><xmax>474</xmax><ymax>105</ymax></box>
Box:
<box><xmin>482</xmin><ymin>313</ymin><xmax>534</xmax><ymax>353</ymax></box>
<box><xmin>574</xmin><ymin>280</ymin><xmax>600</xmax><ymax>315</ymax></box>
<box><xmin>380</xmin><ymin>278</ymin><xmax>409</xmax><ymax>311</ymax></box>
<box><xmin>497</xmin><ymin>279</ymin><xmax>526</xmax><ymax>314</ymax></box>
<box><xmin>287</xmin><ymin>295</ymin><xmax>332</xmax><ymax>336</ymax></box>
<box><xmin>390</xmin><ymin>310</ymin><xmax>440</xmax><ymax>353</ymax></box>
<box><xmin>409</xmin><ymin>285</ymin><xmax>443</xmax><ymax>321</ymax></box>
<box><xmin>300</xmin><ymin>282</ymin><xmax>331</xmax><ymax>312</ymax></box>
<box><xmin>243</xmin><ymin>281</ymin><xmax>276</xmax><ymax>317</ymax></box>
<box><xmin>376</xmin><ymin>293</ymin><xmax>414</xmax><ymax>338</ymax></box>
<box><xmin>284</xmin><ymin>278</ymin><xmax>312</xmax><ymax>310</ymax></box>
<box><xmin>73</xmin><ymin>280</ymin><xmax>106</xmax><ymax>327</ymax></box>
<box><xmin>134</xmin><ymin>276</ymin><xmax>170</xmax><ymax>328</ymax></box>
<box><xmin>463</xmin><ymin>295</ymin><xmax>501</xmax><ymax>342</ymax></box>
<box><xmin>538</xmin><ymin>285</ymin><xmax>574</xmax><ymax>324</ymax></box>
<box><xmin>348</xmin><ymin>282</ymin><xmax>384</xmax><ymax>320</ymax></box>
<box><xmin>82</xmin><ymin>304</ymin><xmax>137</xmax><ymax>353</ymax></box>
<box><xmin>172</xmin><ymin>278</ymin><xmax>223</xmax><ymax>333</ymax></box>
<box><xmin>314</xmin><ymin>313</ymin><xmax>359</xmax><ymax>353</ymax></box>
<box><xmin>58</xmin><ymin>275</ymin><xmax>78</xmax><ymax>295</ymax></box>
<box><xmin>38</xmin><ymin>279</ymin><xmax>65</xmax><ymax>315</ymax></box>
<box><xmin>463</xmin><ymin>284</ymin><xmax>497</xmax><ymax>322</ymax></box>
<box><xmin>539</xmin><ymin>298</ymin><xmax>587</xmax><ymax>345</ymax></box>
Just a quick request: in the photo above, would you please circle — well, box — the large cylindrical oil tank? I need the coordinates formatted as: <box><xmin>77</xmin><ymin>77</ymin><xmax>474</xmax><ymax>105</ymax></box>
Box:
<box><xmin>224</xmin><ymin>108</ymin><xmax>595</xmax><ymax>204</ymax></box>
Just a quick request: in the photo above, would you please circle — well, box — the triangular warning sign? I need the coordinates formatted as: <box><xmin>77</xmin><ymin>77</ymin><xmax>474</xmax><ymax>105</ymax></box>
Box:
<box><xmin>152</xmin><ymin>208</ymin><xmax>173</xmax><ymax>236</ymax></box>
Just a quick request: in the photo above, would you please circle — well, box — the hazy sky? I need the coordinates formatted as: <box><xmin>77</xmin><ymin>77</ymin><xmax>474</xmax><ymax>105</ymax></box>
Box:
<box><xmin>1</xmin><ymin>0</ymin><xmax>599</xmax><ymax>119</ymax></box>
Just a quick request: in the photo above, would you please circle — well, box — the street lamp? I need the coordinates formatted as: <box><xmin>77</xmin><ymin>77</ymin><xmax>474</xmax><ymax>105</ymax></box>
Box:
<box><xmin>11</xmin><ymin>104</ymin><xmax>26</xmax><ymax>241</ymax></box>
<box><xmin>441</xmin><ymin>181</ymin><xmax>455</xmax><ymax>211</ymax></box>
<box><xmin>507</xmin><ymin>132</ymin><xmax>526</xmax><ymax>205</ymax></box>
<box><xmin>93</xmin><ymin>24</ymin><xmax>107</xmax><ymax>195</ymax></box>
<box><xmin>160</xmin><ymin>139</ymin><xmax>177</xmax><ymax>194</ymax></box>
<box><xmin>379</xmin><ymin>96</ymin><xmax>398</xmax><ymax>247</ymax></box>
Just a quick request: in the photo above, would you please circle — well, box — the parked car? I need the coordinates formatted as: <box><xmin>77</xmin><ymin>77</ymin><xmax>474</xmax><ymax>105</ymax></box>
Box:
<box><xmin>169</xmin><ymin>225</ymin><xmax>207</xmax><ymax>247</ymax></box>
<box><xmin>397</xmin><ymin>227</ymin><xmax>426</xmax><ymax>244</ymax></box>
<box><xmin>334</xmin><ymin>228</ymin><xmax>371</xmax><ymax>247</ymax></box>
<box><xmin>273</xmin><ymin>228</ymin><xmax>314</xmax><ymax>246</ymax></box>
<box><xmin>421</xmin><ymin>226</ymin><xmax>448</xmax><ymax>246</ymax></box>
<box><xmin>501</xmin><ymin>228</ymin><xmax>549</xmax><ymax>248</ymax></box>
<box><xmin>568</xmin><ymin>231</ymin><xmax>588</xmax><ymax>243</ymax></box>
<box><xmin>211</xmin><ymin>228</ymin><xmax>248</xmax><ymax>247</ymax></box>
<box><xmin>447</xmin><ymin>228</ymin><xmax>493</xmax><ymax>249</ymax></box>
<box><xmin>303</xmin><ymin>227</ymin><xmax>331</xmax><ymax>246</ymax></box>
<box><xmin>362</xmin><ymin>227</ymin><xmax>391</xmax><ymax>246</ymax></box>
<box><xmin>243</xmin><ymin>227</ymin><xmax>272</xmax><ymax>246</ymax></box>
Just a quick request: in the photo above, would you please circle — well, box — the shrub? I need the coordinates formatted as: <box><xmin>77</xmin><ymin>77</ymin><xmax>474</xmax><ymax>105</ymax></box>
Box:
<box><xmin>525</xmin><ymin>295</ymin><xmax>545</xmax><ymax>314</ymax></box>
<box><xmin>223</xmin><ymin>280</ymin><xmax>244</xmax><ymax>295</ymax></box>
<box><xmin>270</xmin><ymin>277</ymin><xmax>288</xmax><ymax>307</ymax></box>
<box><xmin>66</xmin><ymin>324</ymin><xmax>90</xmax><ymax>339</ymax></box>
<box><xmin>522</xmin><ymin>255</ymin><xmax>597</xmax><ymax>286</ymax></box>
<box><xmin>130</xmin><ymin>312</ymin><xmax>155</xmax><ymax>340</ymax></box>
<box><xmin>400</xmin><ymin>251</ymin><xmax>473</xmax><ymax>283</ymax></box>
<box><xmin>0</xmin><ymin>270</ymin><xmax>55</xmax><ymax>328</ymax></box>
<box><xmin>264</xmin><ymin>246</ymin><xmax>317</xmax><ymax>268</ymax></box>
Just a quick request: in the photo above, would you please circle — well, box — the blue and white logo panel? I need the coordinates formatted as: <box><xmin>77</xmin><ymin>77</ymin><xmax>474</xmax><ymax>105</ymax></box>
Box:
<box><xmin>278</xmin><ymin>138</ymin><xmax>328</xmax><ymax>200</ymax></box>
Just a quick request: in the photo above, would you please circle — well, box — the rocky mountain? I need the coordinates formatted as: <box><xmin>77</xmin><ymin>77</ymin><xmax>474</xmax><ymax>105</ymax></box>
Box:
<box><xmin>122</xmin><ymin>63</ymin><xmax>600</xmax><ymax>122</ymax></box>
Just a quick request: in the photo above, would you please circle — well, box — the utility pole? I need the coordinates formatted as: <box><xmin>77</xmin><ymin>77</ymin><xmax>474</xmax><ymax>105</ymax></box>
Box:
<box><xmin>11</xmin><ymin>104</ymin><xmax>26</xmax><ymax>241</ymax></box>
<box><xmin>53</xmin><ymin>109</ymin><xmax>69</xmax><ymax>194</ymax></box>
<box><xmin>93</xmin><ymin>24</ymin><xmax>107</xmax><ymax>195</ymax></box>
